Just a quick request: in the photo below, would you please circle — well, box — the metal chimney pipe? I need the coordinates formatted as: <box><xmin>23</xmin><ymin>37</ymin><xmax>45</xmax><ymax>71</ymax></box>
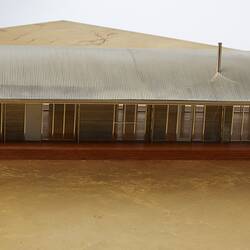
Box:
<box><xmin>217</xmin><ymin>42</ymin><xmax>222</xmax><ymax>73</ymax></box>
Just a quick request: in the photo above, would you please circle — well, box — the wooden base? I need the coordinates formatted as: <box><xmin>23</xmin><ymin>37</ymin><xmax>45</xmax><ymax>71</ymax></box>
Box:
<box><xmin>0</xmin><ymin>143</ymin><xmax>249</xmax><ymax>160</ymax></box>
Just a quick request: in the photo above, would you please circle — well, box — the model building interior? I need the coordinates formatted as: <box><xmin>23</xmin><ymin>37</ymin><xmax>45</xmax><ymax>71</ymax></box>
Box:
<box><xmin>0</xmin><ymin>22</ymin><xmax>249</xmax><ymax>144</ymax></box>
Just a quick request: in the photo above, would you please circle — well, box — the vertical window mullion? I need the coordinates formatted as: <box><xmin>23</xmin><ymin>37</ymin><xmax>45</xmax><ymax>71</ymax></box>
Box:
<box><xmin>202</xmin><ymin>105</ymin><xmax>206</xmax><ymax>142</ymax></box>
<box><xmin>112</xmin><ymin>104</ymin><xmax>116</xmax><ymax>138</ymax></box>
<box><xmin>240</xmin><ymin>106</ymin><xmax>245</xmax><ymax>141</ymax></box>
<box><xmin>150</xmin><ymin>104</ymin><xmax>155</xmax><ymax>142</ymax></box>
<box><xmin>77</xmin><ymin>104</ymin><xmax>80</xmax><ymax>144</ymax></box>
<box><xmin>123</xmin><ymin>105</ymin><xmax>126</xmax><ymax>135</ymax></box>
<box><xmin>230</xmin><ymin>106</ymin><xmax>235</xmax><ymax>139</ymax></box>
<box><xmin>176</xmin><ymin>104</ymin><xmax>181</xmax><ymax>139</ymax></box>
<box><xmin>41</xmin><ymin>104</ymin><xmax>44</xmax><ymax>139</ymax></box>
<box><xmin>221</xmin><ymin>106</ymin><xmax>225</xmax><ymax>140</ymax></box>
<box><xmin>0</xmin><ymin>104</ymin><xmax>2</xmax><ymax>139</ymax></box>
<box><xmin>165</xmin><ymin>104</ymin><xmax>169</xmax><ymax>135</ymax></box>
<box><xmin>52</xmin><ymin>103</ymin><xmax>55</xmax><ymax>137</ymax></box>
<box><xmin>24</xmin><ymin>103</ymin><xmax>26</xmax><ymax>138</ymax></box>
<box><xmin>133</xmin><ymin>105</ymin><xmax>137</xmax><ymax>134</ymax></box>
<box><xmin>144</xmin><ymin>105</ymin><xmax>148</xmax><ymax>136</ymax></box>
<box><xmin>3</xmin><ymin>104</ymin><xmax>6</xmax><ymax>143</ymax></box>
<box><xmin>191</xmin><ymin>105</ymin><xmax>196</xmax><ymax>141</ymax></box>
<box><xmin>73</xmin><ymin>104</ymin><xmax>77</xmax><ymax>138</ymax></box>
<box><xmin>62</xmin><ymin>104</ymin><xmax>66</xmax><ymax>138</ymax></box>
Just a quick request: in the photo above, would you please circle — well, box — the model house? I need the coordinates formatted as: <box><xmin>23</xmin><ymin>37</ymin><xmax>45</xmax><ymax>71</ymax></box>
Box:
<box><xmin>0</xmin><ymin>22</ymin><xmax>249</xmax><ymax>143</ymax></box>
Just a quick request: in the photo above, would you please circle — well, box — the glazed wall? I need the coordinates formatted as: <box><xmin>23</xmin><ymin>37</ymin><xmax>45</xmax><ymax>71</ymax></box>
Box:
<box><xmin>0</xmin><ymin>103</ymin><xmax>248</xmax><ymax>143</ymax></box>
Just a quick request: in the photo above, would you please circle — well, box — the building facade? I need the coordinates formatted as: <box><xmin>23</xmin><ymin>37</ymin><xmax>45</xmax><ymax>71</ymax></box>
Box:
<box><xmin>0</xmin><ymin>103</ymin><xmax>249</xmax><ymax>143</ymax></box>
<box><xmin>0</xmin><ymin>45</ymin><xmax>249</xmax><ymax>143</ymax></box>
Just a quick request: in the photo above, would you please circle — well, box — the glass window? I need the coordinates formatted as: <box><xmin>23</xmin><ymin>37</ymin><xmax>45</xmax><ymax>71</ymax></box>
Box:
<box><xmin>166</xmin><ymin>105</ymin><xmax>178</xmax><ymax>141</ymax></box>
<box><xmin>5</xmin><ymin>104</ymin><xmax>25</xmax><ymax>142</ymax></box>
<box><xmin>231</xmin><ymin>106</ymin><xmax>243</xmax><ymax>141</ymax></box>
<box><xmin>135</xmin><ymin>104</ymin><xmax>147</xmax><ymax>140</ymax></box>
<box><xmin>231</xmin><ymin>105</ymin><xmax>250</xmax><ymax>141</ymax></box>
<box><xmin>41</xmin><ymin>104</ymin><xmax>51</xmax><ymax>140</ymax></box>
<box><xmin>114</xmin><ymin>104</ymin><xmax>147</xmax><ymax>141</ymax></box>
<box><xmin>242</xmin><ymin>106</ymin><xmax>250</xmax><ymax>141</ymax></box>
<box><xmin>177</xmin><ymin>105</ymin><xmax>193</xmax><ymax>142</ymax></box>
<box><xmin>114</xmin><ymin>104</ymin><xmax>124</xmax><ymax>141</ymax></box>
<box><xmin>192</xmin><ymin>105</ymin><xmax>205</xmax><ymax>142</ymax></box>
<box><xmin>0</xmin><ymin>104</ymin><xmax>3</xmax><ymax>142</ymax></box>
<box><xmin>152</xmin><ymin>105</ymin><xmax>168</xmax><ymax>142</ymax></box>
<box><xmin>42</xmin><ymin>104</ymin><xmax>76</xmax><ymax>141</ymax></box>
<box><xmin>221</xmin><ymin>106</ymin><xmax>233</xmax><ymax>142</ymax></box>
<box><xmin>79</xmin><ymin>104</ymin><xmax>114</xmax><ymax>142</ymax></box>
<box><xmin>25</xmin><ymin>104</ymin><xmax>42</xmax><ymax>141</ymax></box>
<box><xmin>204</xmin><ymin>106</ymin><xmax>222</xmax><ymax>142</ymax></box>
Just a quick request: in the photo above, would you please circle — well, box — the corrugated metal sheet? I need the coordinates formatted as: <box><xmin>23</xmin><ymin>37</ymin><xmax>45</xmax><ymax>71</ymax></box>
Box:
<box><xmin>0</xmin><ymin>45</ymin><xmax>249</xmax><ymax>102</ymax></box>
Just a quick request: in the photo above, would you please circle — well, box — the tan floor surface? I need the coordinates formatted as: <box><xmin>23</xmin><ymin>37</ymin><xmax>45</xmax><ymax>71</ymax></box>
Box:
<box><xmin>1</xmin><ymin>160</ymin><xmax>250</xmax><ymax>250</ymax></box>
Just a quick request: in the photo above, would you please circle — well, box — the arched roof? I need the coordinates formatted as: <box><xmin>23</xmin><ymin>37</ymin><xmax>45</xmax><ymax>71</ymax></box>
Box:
<box><xmin>0</xmin><ymin>45</ymin><xmax>249</xmax><ymax>102</ymax></box>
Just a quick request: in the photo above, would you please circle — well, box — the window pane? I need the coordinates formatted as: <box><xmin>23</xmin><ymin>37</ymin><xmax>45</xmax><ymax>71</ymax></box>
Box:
<box><xmin>204</xmin><ymin>106</ymin><xmax>222</xmax><ymax>142</ymax></box>
<box><xmin>114</xmin><ymin>104</ymin><xmax>123</xmax><ymax>140</ymax></box>
<box><xmin>5</xmin><ymin>104</ymin><xmax>25</xmax><ymax>142</ymax></box>
<box><xmin>25</xmin><ymin>104</ymin><xmax>42</xmax><ymax>141</ymax></box>
<box><xmin>166</xmin><ymin>105</ymin><xmax>178</xmax><ymax>142</ymax></box>
<box><xmin>221</xmin><ymin>106</ymin><xmax>233</xmax><ymax>142</ymax></box>
<box><xmin>124</xmin><ymin>105</ymin><xmax>136</xmax><ymax>139</ymax></box>
<box><xmin>241</xmin><ymin>106</ymin><xmax>250</xmax><ymax>141</ymax></box>
<box><xmin>177</xmin><ymin>105</ymin><xmax>193</xmax><ymax>142</ymax></box>
<box><xmin>114</xmin><ymin>104</ymin><xmax>147</xmax><ymax>141</ymax></box>
<box><xmin>231</xmin><ymin>106</ymin><xmax>243</xmax><ymax>141</ymax></box>
<box><xmin>64</xmin><ymin>104</ymin><xmax>75</xmax><ymax>140</ymax></box>
<box><xmin>152</xmin><ymin>105</ymin><xmax>167</xmax><ymax>142</ymax></box>
<box><xmin>53</xmin><ymin>104</ymin><xmax>64</xmax><ymax>138</ymax></box>
<box><xmin>136</xmin><ymin>105</ymin><xmax>147</xmax><ymax>140</ymax></box>
<box><xmin>192</xmin><ymin>105</ymin><xmax>204</xmax><ymax>141</ymax></box>
<box><xmin>0</xmin><ymin>104</ymin><xmax>2</xmax><ymax>142</ymax></box>
<box><xmin>41</xmin><ymin>104</ymin><xmax>50</xmax><ymax>140</ymax></box>
<box><xmin>79</xmin><ymin>104</ymin><xmax>114</xmax><ymax>141</ymax></box>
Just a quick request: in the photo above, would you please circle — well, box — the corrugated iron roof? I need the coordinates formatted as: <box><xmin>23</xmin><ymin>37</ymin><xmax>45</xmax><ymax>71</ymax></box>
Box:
<box><xmin>0</xmin><ymin>45</ymin><xmax>249</xmax><ymax>102</ymax></box>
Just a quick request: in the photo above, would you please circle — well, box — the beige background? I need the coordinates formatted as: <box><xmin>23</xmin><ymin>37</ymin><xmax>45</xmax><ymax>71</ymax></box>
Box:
<box><xmin>0</xmin><ymin>21</ymin><xmax>214</xmax><ymax>48</ymax></box>
<box><xmin>0</xmin><ymin>0</ymin><xmax>249</xmax><ymax>50</ymax></box>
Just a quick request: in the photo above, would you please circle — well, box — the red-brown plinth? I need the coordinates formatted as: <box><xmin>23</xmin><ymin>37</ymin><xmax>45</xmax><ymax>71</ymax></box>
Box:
<box><xmin>0</xmin><ymin>143</ymin><xmax>249</xmax><ymax>160</ymax></box>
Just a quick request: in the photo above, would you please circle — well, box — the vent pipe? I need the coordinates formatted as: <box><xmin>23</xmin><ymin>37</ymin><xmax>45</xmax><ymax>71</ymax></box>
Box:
<box><xmin>217</xmin><ymin>42</ymin><xmax>223</xmax><ymax>73</ymax></box>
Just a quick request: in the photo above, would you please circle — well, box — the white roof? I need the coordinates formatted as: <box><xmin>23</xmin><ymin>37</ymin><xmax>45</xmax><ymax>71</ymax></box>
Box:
<box><xmin>0</xmin><ymin>45</ymin><xmax>249</xmax><ymax>102</ymax></box>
